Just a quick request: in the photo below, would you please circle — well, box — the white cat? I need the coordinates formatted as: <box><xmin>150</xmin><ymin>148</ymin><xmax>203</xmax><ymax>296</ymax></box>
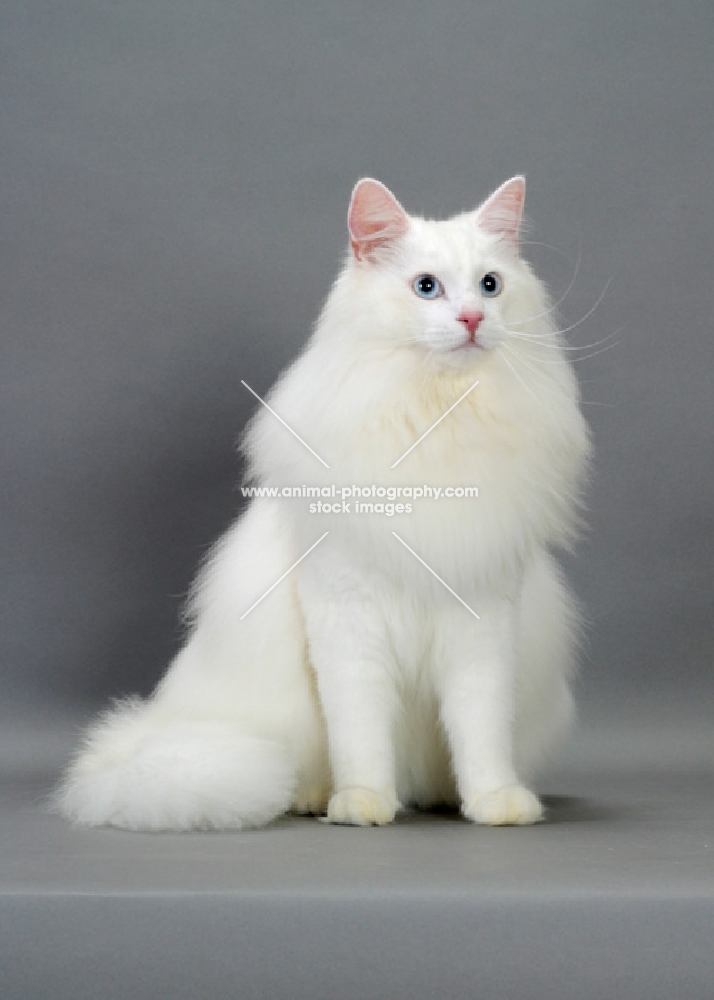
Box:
<box><xmin>54</xmin><ymin>176</ymin><xmax>590</xmax><ymax>831</ymax></box>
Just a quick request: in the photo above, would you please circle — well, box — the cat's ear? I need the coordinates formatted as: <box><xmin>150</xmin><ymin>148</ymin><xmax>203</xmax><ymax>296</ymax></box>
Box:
<box><xmin>474</xmin><ymin>176</ymin><xmax>526</xmax><ymax>250</ymax></box>
<box><xmin>348</xmin><ymin>178</ymin><xmax>409</xmax><ymax>262</ymax></box>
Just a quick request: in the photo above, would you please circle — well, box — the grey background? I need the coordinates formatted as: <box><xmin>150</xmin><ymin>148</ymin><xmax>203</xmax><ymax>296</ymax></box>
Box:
<box><xmin>2</xmin><ymin>2</ymin><xmax>713</xmax><ymax>998</ymax></box>
<box><xmin>3</xmin><ymin>0</ymin><xmax>713</xmax><ymax>726</ymax></box>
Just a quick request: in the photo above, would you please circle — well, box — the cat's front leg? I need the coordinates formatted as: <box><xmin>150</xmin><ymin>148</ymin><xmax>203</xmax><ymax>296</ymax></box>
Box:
<box><xmin>434</xmin><ymin>597</ymin><xmax>543</xmax><ymax>826</ymax></box>
<box><xmin>299</xmin><ymin>564</ymin><xmax>401</xmax><ymax>827</ymax></box>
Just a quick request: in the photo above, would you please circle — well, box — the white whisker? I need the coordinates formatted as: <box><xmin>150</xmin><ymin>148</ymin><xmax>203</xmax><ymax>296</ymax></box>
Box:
<box><xmin>500</xmin><ymin>344</ymin><xmax>572</xmax><ymax>404</ymax></box>
<box><xmin>508</xmin><ymin>240</ymin><xmax>583</xmax><ymax>327</ymax></box>
<box><xmin>501</xmin><ymin>343</ymin><xmax>613</xmax><ymax>408</ymax></box>
<box><xmin>499</xmin><ymin>348</ymin><xmax>543</xmax><ymax>407</ymax></box>
<box><xmin>520</xmin><ymin>239</ymin><xmax>571</xmax><ymax>258</ymax></box>
<box><xmin>505</xmin><ymin>327</ymin><xmax>620</xmax><ymax>352</ymax></box>
<box><xmin>505</xmin><ymin>332</ymin><xmax>621</xmax><ymax>363</ymax></box>
<box><xmin>548</xmin><ymin>276</ymin><xmax>614</xmax><ymax>337</ymax></box>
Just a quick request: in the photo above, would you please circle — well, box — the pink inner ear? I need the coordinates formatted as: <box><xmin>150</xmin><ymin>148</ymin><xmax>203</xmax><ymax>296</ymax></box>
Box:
<box><xmin>348</xmin><ymin>179</ymin><xmax>409</xmax><ymax>261</ymax></box>
<box><xmin>475</xmin><ymin>176</ymin><xmax>526</xmax><ymax>248</ymax></box>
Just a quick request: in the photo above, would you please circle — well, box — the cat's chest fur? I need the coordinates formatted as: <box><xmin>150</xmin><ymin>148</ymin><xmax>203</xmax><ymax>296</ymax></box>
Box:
<box><xmin>249</xmin><ymin>351</ymin><xmax>585</xmax><ymax>595</ymax></box>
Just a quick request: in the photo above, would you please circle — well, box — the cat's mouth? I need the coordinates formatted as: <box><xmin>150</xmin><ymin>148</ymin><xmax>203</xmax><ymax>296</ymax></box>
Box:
<box><xmin>451</xmin><ymin>336</ymin><xmax>483</xmax><ymax>352</ymax></box>
<box><xmin>436</xmin><ymin>338</ymin><xmax>486</xmax><ymax>367</ymax></box>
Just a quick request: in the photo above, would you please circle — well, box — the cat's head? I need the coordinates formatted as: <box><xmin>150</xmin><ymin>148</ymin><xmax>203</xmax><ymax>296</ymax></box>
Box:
<box><xmin>344</xmin><ymin>176</ymin><xmax>545</xmax><ymax>368</ymax></box>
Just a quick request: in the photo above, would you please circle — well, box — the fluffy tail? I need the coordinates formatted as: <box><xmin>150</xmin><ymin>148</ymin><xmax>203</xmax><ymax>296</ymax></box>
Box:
<box><xmin>52</xmin><ymin>698</ymin><xmax>297</xmax><ymax>831</ymax></box>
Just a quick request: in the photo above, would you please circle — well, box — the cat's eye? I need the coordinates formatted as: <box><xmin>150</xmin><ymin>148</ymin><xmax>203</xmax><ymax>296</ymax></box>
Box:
<box><xmin>412</xmin><ymin>274</ymin><xmax>443</xmax><ymax>300</ymax></box>
<box><xmin>480</xmin><ymin>272</ymin><xmax>502</xmax><ymax>297</ymax></box>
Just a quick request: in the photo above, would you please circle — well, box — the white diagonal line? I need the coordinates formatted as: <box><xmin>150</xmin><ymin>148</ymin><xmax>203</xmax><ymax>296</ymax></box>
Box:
<box><xmin>391</xmin><ymin>532</ymin><xmax>480</xmax><ymax>619</ymax></box>
<box><xmin>241</xmin><ymin>380</ymin><xmax>330</xmax><ymax>469</ymax></box>
<box><xmin>240</xmin><ymin>532</ymin><xmax>330</xmax><ymax>620</ymax></box>
<box><xmin>390</xmin><ymin>381</ymin><xmax>479</xmax><ymax>469</ymax></box>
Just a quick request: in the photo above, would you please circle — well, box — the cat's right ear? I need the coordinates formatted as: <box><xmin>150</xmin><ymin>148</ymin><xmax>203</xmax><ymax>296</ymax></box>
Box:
<box><xmin>348</xmin><ymin>179</ymin><xmax>409</xmax><ymax>262</ymax></box>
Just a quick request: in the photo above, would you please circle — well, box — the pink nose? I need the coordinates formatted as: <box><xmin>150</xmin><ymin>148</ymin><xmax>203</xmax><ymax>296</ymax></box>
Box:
<box><xmin>458</xmin><ymin>310</ymin><xmax>484</xmax><ymax>337</ymax></box>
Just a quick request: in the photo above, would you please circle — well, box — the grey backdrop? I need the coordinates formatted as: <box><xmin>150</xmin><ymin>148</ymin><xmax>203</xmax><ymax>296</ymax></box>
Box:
<box><xmin>2</xmin><ymin>3</ymin><xmax>713</xmax><ymax>997</ymax></box>
<box><xmin>3</xmin><ymin>0</ymin><xmax>712</xmax><ymax>730</ymax></box>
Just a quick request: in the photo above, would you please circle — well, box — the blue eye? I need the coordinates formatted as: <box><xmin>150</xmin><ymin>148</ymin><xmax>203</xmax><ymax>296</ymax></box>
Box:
<box><xmin>480</xmin><ymin>272</ymin><xmax>502</xmax><ymax>297</ymax></box>
<box><xmin>413</xmin><ymin>274</ymin><xmax>443</xmax><ymax>299</ymax></box>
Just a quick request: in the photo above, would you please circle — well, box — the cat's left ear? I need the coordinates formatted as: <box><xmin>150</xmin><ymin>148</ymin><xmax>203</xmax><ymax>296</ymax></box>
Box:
<box><xmin>348</xmin><ymin>178</ymin><xmax>409</xmax><ymax>262</ymax></box>
<box><xmin>474</xmin><ymin>176</ymin><xmax>526</xmax><ymax>251</ymax></box>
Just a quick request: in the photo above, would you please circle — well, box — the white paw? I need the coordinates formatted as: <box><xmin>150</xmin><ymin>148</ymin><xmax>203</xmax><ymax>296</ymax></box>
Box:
<box><xmin>326</xmin><ymin>787</ymin><xmax>399</xmax><ymax>827</ymax></box>
<box><xmin>463</xmin><ymin>785</ymin><xmax>543</xmax><ymax>826</ymax></box>
<box><xmin>290</xmin><ymin>782</ymin><xmax>331</xmax><ymax>817</ymax></box>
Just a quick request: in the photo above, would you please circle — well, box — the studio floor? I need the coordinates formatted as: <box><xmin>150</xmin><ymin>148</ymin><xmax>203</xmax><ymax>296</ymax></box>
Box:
<box><xmin>1</xmin><ymin>715</ymin><xmax>712</xmax><ymax>1000</ymax></box>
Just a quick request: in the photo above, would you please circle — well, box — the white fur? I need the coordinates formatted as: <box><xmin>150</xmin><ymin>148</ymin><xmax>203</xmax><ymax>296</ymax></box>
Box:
<box><xmin>54</xmin><ymin>178</ymin><xmax>590</xmax><ymax>831</ymax></box>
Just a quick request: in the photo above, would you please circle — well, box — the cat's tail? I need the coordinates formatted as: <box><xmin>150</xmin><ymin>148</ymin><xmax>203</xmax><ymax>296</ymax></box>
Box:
<box><xmin>51</xmin><ymin>697</ymin><xmax>297</xmax><ymax>831</ymax></box>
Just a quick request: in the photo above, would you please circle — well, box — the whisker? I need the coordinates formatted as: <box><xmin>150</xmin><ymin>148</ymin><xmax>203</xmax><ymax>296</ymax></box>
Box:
<box><xmin>502</xmin><ymin>343</ymin><xmax>613</xmax><ymax>408</ymax></box>
<box><xmin>504</xmin><ymin>323</ymin><xmax>620</xmax><ymax>352</ymax></box>
<box><xmin>508</xmin><ymin>240</ymin><xmax>583</xmax><ymax>327</ymax></box>
<box><xmin>548</xmin><ymin>276</ymin><xmax>614</xmax><ymax>338</ymax></box>
<box><xmin>519</xmin><ymin>239</ymin><xmax>572</xmax><ymax>259</ymax></box>
<box><xmin>416</xmin><ymin>349</ymin><xmax>444</xmax><ymax>392</ymax></box>
<box><xmin>389</xmin><ymin>335</ymin><xmax>423</xmax><ymax>345</ymax></box>
<box><xmin>553</xmin><ymin>342</ymin><xmax>619</xmax><ymax>364</ymax></box>
<box><xmin>506</xmin><ymin>273</ymin><xmax>613</xmax><ymax>347</ymax></box>
<box><xmin>499</xmin><ymin>348</ymin><xmax>544</xmax><ymax>407</ymax></box>
<box><xmin>501</xmin><ymin>344</ymin><xmax>572</xmax><ymax>401</ymax></box>
<box><xmin>504</xmin><ymin>331</ymin><xmax>621</xmax><ymax>361</ymax></box>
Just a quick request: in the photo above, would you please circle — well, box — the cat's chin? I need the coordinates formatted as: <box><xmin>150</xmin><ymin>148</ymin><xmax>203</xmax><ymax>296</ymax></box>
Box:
<box><xmin>433</xmin><ymin>342</ymin><xmax>488</xmax><ymax>371</ymax></box>
<box><xmin>450</xmin><ymin>341</ymin><xmax>485</xmax><ymax>356</ymax></box>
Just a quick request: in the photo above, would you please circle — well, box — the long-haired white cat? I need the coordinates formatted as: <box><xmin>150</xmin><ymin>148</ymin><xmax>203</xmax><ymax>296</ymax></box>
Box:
<box><xmin>54</xmin><ymin>176</ymin><xmax>590</xmax><ymax>830</ymax></box>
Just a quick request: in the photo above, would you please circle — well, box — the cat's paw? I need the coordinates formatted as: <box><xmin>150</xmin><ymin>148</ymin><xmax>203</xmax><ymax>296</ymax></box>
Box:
<box><xmin>326</xmin><ymin>787</ymin><xmax>399</xmax><ymax>827</ymax></box>
<box><xmin>463</xmin><ymin>785</ymin><xmax>543</xmax><ymax>826</ymax></box>
<box><xmin>291</xmin><ymin>782</ymin><xmax>331</xmax><ymax>817</ymax></box>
